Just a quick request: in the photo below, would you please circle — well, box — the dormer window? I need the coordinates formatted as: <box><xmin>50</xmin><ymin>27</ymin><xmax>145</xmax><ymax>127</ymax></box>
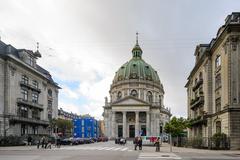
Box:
<box><xmin>29</xmin><ymin>56</ymin><xmax>34</xmax><ymax>66</ymax></box>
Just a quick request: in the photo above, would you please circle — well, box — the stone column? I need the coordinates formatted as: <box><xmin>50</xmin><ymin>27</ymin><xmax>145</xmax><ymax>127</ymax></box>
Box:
<box><xmin>146</xmin><ymin>111</ymin><xmax>150</xmax><ymax>136</ymax></box>
<box><xmin>135</xmin><ymin>111</ymin><xmax>139</xmax><ymax>136</ymax></box>
<box><xmin>123</xmin><ymin>111</ymin><xmax>127</xmax><ymax>138</ymax></box>
<box><xmin>111</xmin><ymin>111</ymin><xmax>116</xmax><ymax>138</ymax></box>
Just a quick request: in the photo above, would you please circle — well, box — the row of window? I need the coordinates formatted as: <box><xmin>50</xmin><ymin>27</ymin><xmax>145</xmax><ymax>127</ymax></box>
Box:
<box><xmin>22</xmin><ymin>75</ymin><xmax>54</xmax><ymax>97</ymax></box>
<box><xmin>116</xmin><ymin>90</ymin><xmax>161</xmax><ymax>103</ymax></box>
<box><xmin>22</xmin><ymin>75</ymin><xmax>39</xmax><ymax>88</ymax></box>
<box><xmin>18</xmin><ymin>106</ymin><xmax>40</xmax><ymax>119</ymax></box>
<box><xmin>21</xmin><ymin>88</ymin><xmax>39</xmax><ymax>103</ymax></box>
<box><xmin>21</xmin><ymin>124</ymin><xmax>38</xmax><ymax>136</ymax></box>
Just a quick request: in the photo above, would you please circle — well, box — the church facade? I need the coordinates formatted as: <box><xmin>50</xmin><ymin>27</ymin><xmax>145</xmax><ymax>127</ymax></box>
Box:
<box><xmin>103</xmin><ymin>37</ymin><xmax>171</xmax><ymax>138</ymax></box>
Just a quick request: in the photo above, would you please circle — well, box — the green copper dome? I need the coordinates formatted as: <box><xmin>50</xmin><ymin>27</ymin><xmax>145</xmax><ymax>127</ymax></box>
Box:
<box><xmin>113</xmin><ymin>40</ymin><xmax>161</xmax><ymax>84</ymax></box>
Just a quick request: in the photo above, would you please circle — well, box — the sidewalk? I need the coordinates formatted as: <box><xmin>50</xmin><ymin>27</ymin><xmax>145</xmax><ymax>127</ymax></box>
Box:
<box><xmin>0</xmin><ymin>145</ymin><xmax>48</xmax><ymax>151</ymax></box>
<box><xmin>140</xmin><ymin>143</ymin><xmax>240</xmax><ymax>154</ymax></box>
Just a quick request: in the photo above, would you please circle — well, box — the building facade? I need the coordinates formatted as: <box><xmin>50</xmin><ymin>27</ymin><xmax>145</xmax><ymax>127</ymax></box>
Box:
<box><xmin>185</xmin><ymin>12</ymin><xmax>240</xmax><ymax>149</ymax></box>
<box><xmin>73</xmin><ymin>117</ymin><xmax>99</xmax><ymax>138</ymax></box>
<box><xmin>58</xmin><ymin>108</ymin><xmax>81</xmax><ymax>120</ymax></box>
<box><xmin>103</xmin><ymin>37</ymin><xmax>171</xmax><ymax>139</ymax></box>
<box><xmin>98</xmin><ymin>120</ymin><xmax>105</xmax><ymax>137</ymax></box>
<box><xmin>0</xmin><ymin>40</ymin><xmax>60</xmax><ymax>137</ymax></box>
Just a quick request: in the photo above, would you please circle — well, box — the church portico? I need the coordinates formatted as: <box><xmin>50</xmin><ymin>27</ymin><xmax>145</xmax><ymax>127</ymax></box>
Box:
<box><xmin>103</xmin><ymin>35</ymin><xmax>171</xmax><ymax>139</ymax></box>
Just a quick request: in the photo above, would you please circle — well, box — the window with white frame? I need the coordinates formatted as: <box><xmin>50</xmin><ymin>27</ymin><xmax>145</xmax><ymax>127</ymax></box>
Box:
<box><xmin>21</xmin><ymin>89</ymin><xmax>28</xmax><ymax>100</ymax></box>
<box><xmin>215</xmin><ymin>55</ymin><xmax>221</xmax><ymax>69</ymax></box>
<box><xmin>32</xmin><ymin>80</ymin><xmax>38</xmax><ymax>88</ymax></box>
<box><xmin>22</xmin><ymin>75</ymin><xmax>29</xmax><ymax>84</ymax></box>
<box><xmin>32</xmin><ymin>92</ymin><xmax>38</xmax><ymax>103</ymax></box>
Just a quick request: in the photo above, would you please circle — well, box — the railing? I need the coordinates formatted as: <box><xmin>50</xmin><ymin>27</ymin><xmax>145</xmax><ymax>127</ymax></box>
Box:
<box><xmin>190</xmin><ymin>96</ymin><xmax>204</xmax><ymax>109</ymax></box>
<box><xmin>17</xmin><ymin>98</ymin><xmax>43</xmax><ymax>110</ymax></box>
<box><xmin>9</xmin><ymin>115</ymin><xmax>49</xmax><ymax>125</ymax></box>
<box><xmin>19</xmin><ymin>81</ymin><xmax>41</xmax><ymax>93</ymax></box>
<box><xmin>189</xmin><ymin>115</ymin><xmax>207</xmax><ymax>127</ymax></box>
<box><xmin>192</xmin><ymin>79</ymin><xmax>203</xmax><ymax>91</ymax></box>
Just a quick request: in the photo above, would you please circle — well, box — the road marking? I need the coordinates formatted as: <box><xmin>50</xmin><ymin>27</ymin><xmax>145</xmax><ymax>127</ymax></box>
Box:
<box><xmin>97</xmin><ymin>147</ymin><xmax>109</xmax><ymax>150</ymax></box>
<box><xmin>113</xmin><ymin>147</ymin><xmax>121</xmax><ymax>151</ymax></box>
<box><xmin>138</xmin><ymin>153</ymin><xmax>182</xmax><ymax>160</ymax></box>
<box><xmin>121</xmin><ymin>147</ymin><xmax>128</xmax><ymax>151</ymax></box>
<box><xmin>105</xmin><ymin>147</ymin><xmax>115</xmax><ymax>150</ymax></box>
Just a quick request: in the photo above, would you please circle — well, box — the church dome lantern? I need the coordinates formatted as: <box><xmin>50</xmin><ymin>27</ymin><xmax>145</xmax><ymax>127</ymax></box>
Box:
<box><xmin>113</xmin><ymin>33</ymin><xmax>161</xmax><ymax>84</ymax></box>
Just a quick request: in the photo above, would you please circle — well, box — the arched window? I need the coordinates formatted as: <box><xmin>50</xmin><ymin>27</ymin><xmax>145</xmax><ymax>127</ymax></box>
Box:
<box><xmin>159</xmin><ymin>95</ymin><xmax>162</xmax><ymax>105</ymax></box>
<box><xmin>147</xmin><ymin>91</ymin><xmax>153</xmax><ymax>103</ymax></box>
<box><xmin>199</xmin><ymin>72</ymin><xmax>203</xmax><ymax>80</ymax></box>
<box><xmin>216</xmin><ymin>121</ymin><xmax>221</xmax><ymax>133</ymax></box>
<box><xmin>48</xmin><ymin>89</ymin><xmax>52</xmax><ymax>97</ymax></box>
<box><xmin>130</xmin><ymin>90</ymin><xmax>138</xmax><ymax>97</ymax></box>
<box><xmin>117</xmin><ymin>91</ymin><xmax>122</xmax><ymax>100</ymax></box>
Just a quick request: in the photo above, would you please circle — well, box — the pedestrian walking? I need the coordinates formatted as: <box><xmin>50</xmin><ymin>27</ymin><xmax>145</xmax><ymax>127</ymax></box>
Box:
<box><xmin>155</xmin><ymin>137</ymin><xmax>160</xmax><ymax>152</ymax></box>
<box><xmin>138</xmin><ymin>137</ymin><xmax>142</xmax><ymax>150</ymax></box>
<box><xmin>134</xmin><ymin>136</ymin><xmax>138</xmax><ymax>150</ymax></box>
<box><xmin>37</xmin><ymin>138</ymin><xmax>41</xmax><ymax>149</ymax></box>
<box><xmin>56</xmin><ymin>137</ymin><xmax>61</xmax><ymax>148</ymax></box>
<box><xmin>41</xmin><ymin>136</ymin><xmax>45</xmax><ymax>148</ymax></box>
<box><xmin>27</xmin><ymin>135</ymin><xmax>32</xmax><ymax>146</ymax></box>
<box><xmin>44</xmin><ymin>137</ymin><xmax>48</xmax><ymax>149</ymax></box>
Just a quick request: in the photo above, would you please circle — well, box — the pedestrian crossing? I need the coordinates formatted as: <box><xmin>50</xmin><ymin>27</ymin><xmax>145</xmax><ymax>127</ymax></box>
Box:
<box><xmin>137</xmin><ymin>152</ymin><xmax>182</xmax><ymax>160</ymax></box>
<box><xmin>54</xmin><ymin>146</ymin><xmax>133</xmax><ymax>152</ymax></box>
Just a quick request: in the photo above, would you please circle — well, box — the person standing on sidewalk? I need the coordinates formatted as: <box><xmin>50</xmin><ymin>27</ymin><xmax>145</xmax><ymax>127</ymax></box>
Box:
<box><xmin>138</xmin><ymin>137</ymin><xmax>142</xmax><ymax>150</ymax></box>
<box><xmin>134</xmin><ymin>136</ymin><xmax>138</xmax><ymax>150</ymax></box>
<box><xmin>155</xmin><ymin>137</ymin><xmax>160</xmax><ymax>152</ymax></box>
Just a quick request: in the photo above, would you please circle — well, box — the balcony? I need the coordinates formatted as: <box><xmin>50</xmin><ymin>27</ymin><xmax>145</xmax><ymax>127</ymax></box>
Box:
<box><xmin>20</xmin><ymin>81</ymin><xmax>41</xmax><ymax>93</ymax></box>
<box><xmin>9</xmin><ymin>115</ymin><xmax>49</xmax><ymax>126</ymax></box>
<box><xmin>17</xmin><ymin>98</ymin><xmax>43</xmax><ymax>110</ymax></box>
<box><xmin>192</xmin><ymin>79</ymin><xmax>203</xmax><ymax>91</ymax></box>
<box><xmin>189</xmin><ymin>115</ymin><xmax>207</xmax><ymax>127</ymax></box>
<box><xmin>190</xmin><ymin>96</ymin><xmax>204</xmax><ymax>109</ymax></box>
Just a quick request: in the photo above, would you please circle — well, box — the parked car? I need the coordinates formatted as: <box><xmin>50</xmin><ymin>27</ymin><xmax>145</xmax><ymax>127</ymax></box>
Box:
<box><xmin>61</xmin><ymin>138</ymin><xmax>72</xmax><ymax>145</ymax></box>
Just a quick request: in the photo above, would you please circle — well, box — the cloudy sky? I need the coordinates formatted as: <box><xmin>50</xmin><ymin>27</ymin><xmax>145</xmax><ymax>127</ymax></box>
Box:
<box><xmin>0</xmin><ymin>0</ymin><xmax>240</xmax><ymax>119</ymax></box>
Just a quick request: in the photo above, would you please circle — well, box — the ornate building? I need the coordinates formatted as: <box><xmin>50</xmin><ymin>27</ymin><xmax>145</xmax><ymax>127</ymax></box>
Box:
<box><xmin>0</xmin><ymin>40</ymin><xmax>60</xmax><ymax>137</ymax></box>
<box><xmin>185</xmin><ymin>12</ymin><xmax>240</xmax><ymax>149</ymax></box>
<box><xmin>103</xmin><ymin>35</ymin><xmax>171</xmax><ymax>138</ymax></box>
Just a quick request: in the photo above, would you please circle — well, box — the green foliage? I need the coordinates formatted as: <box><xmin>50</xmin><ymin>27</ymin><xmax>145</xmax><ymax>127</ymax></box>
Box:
<box><xmin>212</xmin><ymin>133</ymin><xmax>227</xmax><ymax>149</ymax></box>
<box><xmin>164</xmin><ymin>116</ymin><xmax>188</xmax><ymax>137</ymax></box>
<box><xmin>0</xmin><ymin>135</ymin><xmax>25</xmax><ymax>146</ymax></box>
<box><xmin>54</xmin><ymin>118</ymin><xmax>73</xmax><ymax>137</ymax></box>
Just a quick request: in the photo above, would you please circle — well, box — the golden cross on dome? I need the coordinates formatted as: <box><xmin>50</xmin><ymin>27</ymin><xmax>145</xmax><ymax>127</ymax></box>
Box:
<box><xmin>37</xmin><ymin>42</ymin><xmax>39</xmax><ymax>51</ymax></box>
<box><xmin>136</xmin><ymin>32</ymin><xmax>139</xmax><ymax>45</ymax></box>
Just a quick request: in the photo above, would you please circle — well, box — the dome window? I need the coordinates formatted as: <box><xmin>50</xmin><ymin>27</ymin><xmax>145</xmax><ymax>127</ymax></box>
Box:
<box><xmin>130</xmin><ymin>90</ymin><xmax>138</xmax><ymax>98</ymax></box>
<box><xmin>147</xmin><ymin>91</ymin><xmax>153</xmax><ymax>103</ymax></box>
<box><xmin>117</xmin><ymin>91</ymin><xmax>122</xmax><ymax>100</ymax></box>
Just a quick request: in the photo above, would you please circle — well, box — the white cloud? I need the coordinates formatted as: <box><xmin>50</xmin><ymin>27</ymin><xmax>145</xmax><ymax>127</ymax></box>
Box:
<box><xmin>1</xmin><ymin>0</ymin><xmax>240</xmax><ymax>119</ymax></box>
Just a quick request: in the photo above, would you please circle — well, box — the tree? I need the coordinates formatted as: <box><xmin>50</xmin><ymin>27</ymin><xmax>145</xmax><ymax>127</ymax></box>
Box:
<box><xmin>164</xmin><ymin>116</ymin><xmax>188</xmax><ymax>137</ymax></box>
<box><xmin>55</xmin><ymin>119</ymin><xmax>73</xmax><ymax>137</ymax></box>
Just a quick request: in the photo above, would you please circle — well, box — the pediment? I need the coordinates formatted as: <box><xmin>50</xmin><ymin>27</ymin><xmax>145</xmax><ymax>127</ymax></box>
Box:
<box><xmin>111</xmin><ymin>96</ymin><xmax>149</xmax><ymax>106</ymax></box>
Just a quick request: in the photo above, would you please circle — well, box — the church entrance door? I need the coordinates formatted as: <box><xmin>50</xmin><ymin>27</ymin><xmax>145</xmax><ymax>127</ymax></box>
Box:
<box><xmin>118</xmin><ymin>125</ymin><xmax>123</xmax><ymax>137</ymax></box>
<box><xmin>129</xmin><ymin>125</ymin><xmax>135</xmax><ymax>138</ymax></box>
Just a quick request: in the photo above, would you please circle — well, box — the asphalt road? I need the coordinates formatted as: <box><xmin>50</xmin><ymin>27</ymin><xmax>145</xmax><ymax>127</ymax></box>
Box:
<box><xmin>0</xmin><ymin>141</ymin><xmax>240</xmax><ymax>160</ymax></box>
